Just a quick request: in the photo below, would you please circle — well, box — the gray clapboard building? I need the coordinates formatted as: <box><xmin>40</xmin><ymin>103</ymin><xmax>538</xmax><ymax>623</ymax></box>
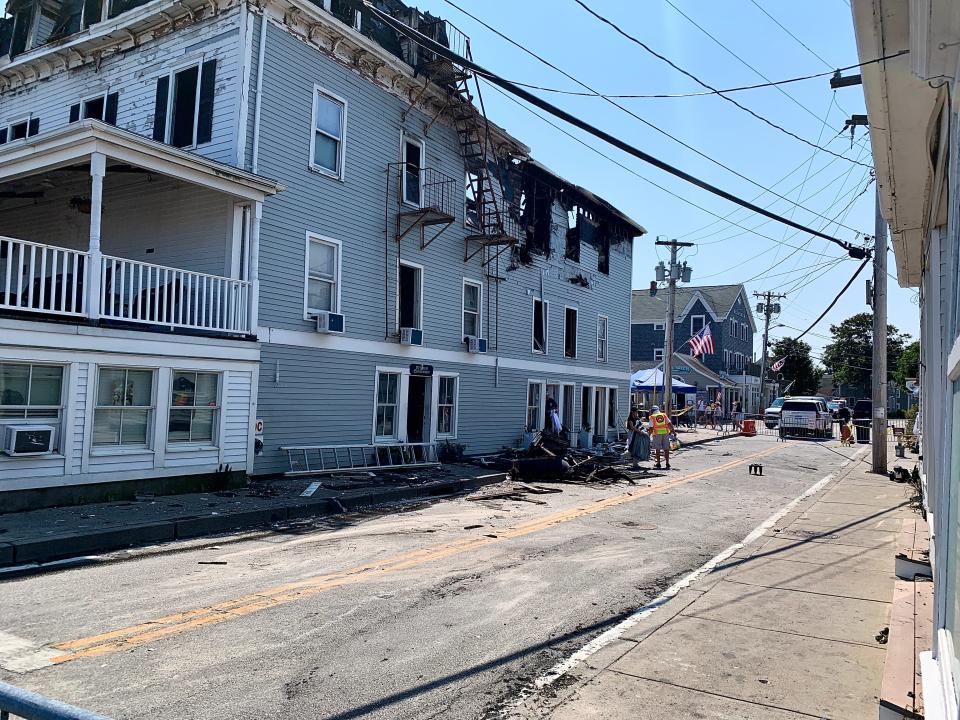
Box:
<box><xmin>0</xmin><ymin>0</ymin><xmax>644</xmax><ymax>505</ymax></box>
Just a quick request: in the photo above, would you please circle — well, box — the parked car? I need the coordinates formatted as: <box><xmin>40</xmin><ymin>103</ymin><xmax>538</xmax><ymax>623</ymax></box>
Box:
<box><xmin>779</xmin><ymin>397</ymin><xmax>833</xmax><ymax>439</ymax></box>
<box><xmin>826</xmin><ymin>400</ymin><xmax>840</xmax><ymax>418</ymax></box>
<box><xmin>852</xmin><ymin>400</ymin><xmax>872</xmax><ymax>421</ymax></box>
<box><xmin>764</xmin><ymin>397</ymin><xmax>786</xmax><ymax>428</ymax></box>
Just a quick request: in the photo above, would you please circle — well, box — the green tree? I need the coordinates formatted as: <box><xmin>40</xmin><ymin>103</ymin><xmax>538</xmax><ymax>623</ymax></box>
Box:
<box><xmin>769</xmin><ymin>337</ymin><xmax>822</xmax><ymax>395</ymax></box>
<box><xmin>893</xmin><ymin>340</ymin><xmax>920</xmax><ymax>389</ymax></box>
<box><xmin>821</xmin><ymin>313</ymin><xmax>908</xmax><ymax>398</ymax></box>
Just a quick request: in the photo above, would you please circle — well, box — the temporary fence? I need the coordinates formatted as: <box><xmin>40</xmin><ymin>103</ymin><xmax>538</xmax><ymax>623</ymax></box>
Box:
<box><xmin>0</xmin><ymin>680</ymin><xmax>111</xmax><ymax>720</ymax></box>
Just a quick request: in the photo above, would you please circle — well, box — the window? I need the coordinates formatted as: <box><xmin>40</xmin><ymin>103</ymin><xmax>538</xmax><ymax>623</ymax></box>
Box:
<box><xmin>532</xmin><ymin>298</ymin><xmax>549</xmax><ymax>354</ymax></box>
<box><xmin>526</xmin><ymin>382</ymin><xmax>542</xmax><ymax>432</ymax></box>
<box><xmin>462</xmin><ymin>280</ymin><xmax>482</xmax><ymax>339</ymax></box>
<box><xmin>465</xmin><ymin>172</ymin><xmax>480</xmax><ymax>228</ymax></box>
<box><xmin>402</xmin><ymin>135</ymin><xmax>424</xmax><ymax>206</ymax></box>
<box><xmin>564</xmin><ymin>307</ymin><xmax>578</xmax><ymax>359</ymax></box>
<box><xmin>168</xmin><ymin>372</ymin><xmax>219</xmax><ymax>444</ymax></box>
<box><xmin>69</xmin><ymin>92</ymin><xmax>119</xmax><ymax>125</ymax></box>
<box><xmin>93</xmin><ymin>367</ymin><xmax>154</xmax><ymax>446</ymax></box>
<box><xmin>437</xmin><ymin>376</ymin><xmax>457</xmax><ymax>437</ymax></box>
<box><xmin>152</xmin><ymin>60</ymin><xmax>216</xmax><ymax>148</ymax></box>
<box><xmin>310</xmin><ymin>87</ymin><xmax>346</xmax><ymax>177</ymax></box>
<box><xmin>597</xmin><ymin>315</ymin><xmax>608</xmax><ymax>362</ymax></box>
<box><xmin>375</xmin><ymin>372</ymin><xmax>400</xmax><ymax>440</ymax></box>
<box><xmin>654</xmin><ymin>348</ymin><xmax>664</xmax><ymax>362</ymax></box>
<box><xmin>398</xmin><ymin>261</ymin><xmax>422</xmax><ymax>330</ymax></box>
<box><xmin>328</xmin><ymin>0</ymin><xmax>361</xmax><ymax>29</ymax></box>
<box><xmin>0</xmin><ymin>364</ymin><xmax>64</xmax><ymax>438</ymax></box>
<box><xmin>691</xmin><ymin>315</ymin><xmax>705</xmax><ymax>335</ymax></box>
<box><xmin>0</xmin><ymin>116</ymin><xmax>39</xmax><ymax>145</ymax></box>
<box><xmin>607</xmin><ymin>388</ymin><xmax>618</xmax><ymax>429</ymax></box>
<box><xmin>306</xmin><ymin>235</ymin><xmax>341</xmax><ymax>315</ymax></box>
<box><xmin>565</xmin><ymin>205</ymin><xmax>581</xmax><ymax>262</ymax></box>
<box><xmin>654</xmin><ymin>322</ymin><xmax>665</xmax><ymax>331</ymax></box>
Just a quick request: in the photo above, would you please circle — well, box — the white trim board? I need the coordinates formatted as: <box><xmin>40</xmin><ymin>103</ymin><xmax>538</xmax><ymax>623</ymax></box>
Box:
<box><xmin>259</xmin><ymin>326</ymin><xmax>631</xmax><ymax>381</ymax></box>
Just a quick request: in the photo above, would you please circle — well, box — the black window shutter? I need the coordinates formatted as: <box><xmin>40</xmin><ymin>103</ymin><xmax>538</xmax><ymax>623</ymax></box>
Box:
<box><xmin>27</xmin><ymin>117</ymin><xmax>39</xmax><ymax>136</ymax></box>
<box><xmin>104</xmin><ymin>92</ymin><xmax>119</xmax><ymax>125</ymax></box>
<box><xmin>69</xmin><ymin>103</ymin><xmax>81</xmax><ymax>123</ymax></box>
<box><xmin>196</xmin><ymin>59</ymin><xmax>216</xmax><ymax>145</ymax></box>
<box><xmin>152</xmin><ymin>75</ymin><xmax>169</xmax><ymax>142</ymax></box>
<box><xmin>0</xmin><ymin>128</ymin><xmax>7</xmax><ymax>145</ymax></box>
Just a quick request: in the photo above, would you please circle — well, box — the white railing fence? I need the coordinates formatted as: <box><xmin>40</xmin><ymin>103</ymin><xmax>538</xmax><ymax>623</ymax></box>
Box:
<box><xmin>0</xmin><ymin>236</ymin><xmax>87</xmax><ymax>316</ymax></box>
<box><xmin>99</xmin><ymin>256</ymin><xmax>251</xmax><ymax>333</ymax></box>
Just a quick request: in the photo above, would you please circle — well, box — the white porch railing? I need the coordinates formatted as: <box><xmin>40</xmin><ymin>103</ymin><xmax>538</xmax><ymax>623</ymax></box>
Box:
<box><xmin>0</xmin><ymin>237</ymin><xmax>252</xmax><ymax>334</ymax></box>
<box><xmin>99</xmin><ymin>256</ymin><xmax>252</xmax><ymax>334</ymax></box>
<box><xmin>0</xmin><ymin>236</ymin><xmax>87</xmax><ymax>316</ymax></box>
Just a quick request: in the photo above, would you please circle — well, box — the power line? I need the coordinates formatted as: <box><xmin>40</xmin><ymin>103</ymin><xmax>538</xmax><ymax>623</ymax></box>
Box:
<box><xmin>661</xmin><ymin>0</ymin><xmax>852</xmax><ymax>131</ymax></box>
<box><xmin>571</xmin><ymin>0</ymin><xmax>870</xmax><ymax>168</ymax></box>
<box><xmin>497</xmin><ymin>50</ymin><xmax>907</xmax><ymax>98</ymax></box>
<box><xmin>792</xmin><ymin>257</ymin><xmax>871</xmax><ymax>341</ymax></box>
<box><xmin>439</xmin><ymin>0</ymin><xmax>864</xmax><ymax>234</ymax></box>
<box><xmin>748</xmin><ymin>0</ymin><xmax>835</xmax><ymax>69</ymax></box>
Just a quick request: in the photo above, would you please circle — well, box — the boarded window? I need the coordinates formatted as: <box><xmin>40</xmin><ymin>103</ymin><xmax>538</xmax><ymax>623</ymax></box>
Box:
<box><xmin>564</xmin><ymin>307</ymin><xmax>577</xmax><ymax>359</ymax></box>
<box><xmin>532</xmin><ymin>298</ymin><xmax>548</xmax><ymax>354</ymax></box>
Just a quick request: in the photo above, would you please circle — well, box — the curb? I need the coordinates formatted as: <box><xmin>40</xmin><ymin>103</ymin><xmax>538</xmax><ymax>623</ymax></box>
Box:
<box><xmin>0</xmin><ymin>473</ymin><xmax>508</xmax><ymax>569</ymax></box>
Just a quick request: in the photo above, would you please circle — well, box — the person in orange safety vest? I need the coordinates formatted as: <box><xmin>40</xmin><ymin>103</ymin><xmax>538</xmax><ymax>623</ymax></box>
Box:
<box><xmin>648</xmin><ymin>405</ymin><xmax>674</xmax><ymax>470</ymax></box>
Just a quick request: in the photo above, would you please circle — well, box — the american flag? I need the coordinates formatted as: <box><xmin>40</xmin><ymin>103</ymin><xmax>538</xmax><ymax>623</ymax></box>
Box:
<box><xmin>688</xmin><ymin>323</ymin><xmax>714</xmax><ymax>357</ymax></box>
<box><xmin>771</xmin><ymin>356</ymin><xmax>787</xmax><ymax>372</ymax></box>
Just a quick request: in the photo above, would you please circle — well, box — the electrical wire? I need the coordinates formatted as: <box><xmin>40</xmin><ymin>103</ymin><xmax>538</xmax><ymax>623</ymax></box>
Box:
<box><xmin>792</xmin><ymin>257</ymin><xmax>872</xmax><ymax>341</ymax></box>
<box><xmin>438</xmin><ymin>0</ymin><xmax>865</xmax><ymax>235</ymax></box>
<box><xmin>572</xmin><ymin>0</ymin><xmax>870</xmax><ymax>168</ymax></box>
<box><xmin>747</xmin><ymin>0</ymin><xmax>835</xmax><ymax>69</ymax></box>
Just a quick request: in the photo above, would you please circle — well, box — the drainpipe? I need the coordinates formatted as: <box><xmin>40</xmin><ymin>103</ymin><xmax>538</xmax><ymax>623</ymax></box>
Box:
<box><xmin>250</xmin><ymin>11</ymin><xmax>268</xmax><ymax>174</ymax></box>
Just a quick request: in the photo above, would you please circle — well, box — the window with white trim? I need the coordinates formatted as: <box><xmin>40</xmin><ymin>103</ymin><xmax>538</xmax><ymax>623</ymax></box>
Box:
<box><xmin>533</xmin><ymin>298</ymin><xmax>548</xmax><ymax>354</ymax></box>
<box><xmin>69</xmin><ymin>92</ymin><xmax>119</xmax><ymax>125</ymax></box>
<box><xmin>93</xmin><ymin>367</ymin><xmax>154</xmax><ymax>446</ymax></box>
<box><xmin>152</xmin><ymin>61</ymin><xmax>217</xmax><ymax>149</ymax></box>
<box><xmin>402</xmin><ymin>134</ymin><xmax>424</xmax><ymax>206</ymax></box>
<box><xmin>653</xmin><ymin>322</ymin><xmax>664</xmax><ymax>331</ymax></box>
<box><xmin>564</xmin><ymin>307</ymin><xmax>578</xmax><ymax>359</ymax></box>
<box><xmin>526</xmin><ymin>382</ymin><xmax>542</xmax><ymax>432</ymax></box>
<box><xmin>654</xmin><ymin>348</ymin><xmax>664</xmax><ymax>362</ymax></box>
<box><xmin>597</xmin><ymin>315</ymin><xmax>608</xmax><ymax>362</ymax></box>
<box><xmin>607</xmin><ymin>388</ymin><xmax>618</xmax><ymax>429</ymax></box>
<box><xmin>0</xmin><ymin>115</ymin><xmax>39</xmax><ymax>144</ymax></box>
<box><xmin>168</xmin><ymin>371</ymin><xmax>219</xmax><ymax>444</ymax></box>
<box><xmin>375</xmin><ymin>371</ymin><xmax>400</xmax><ymax>440</ymax></box>
<box><xmin>0</xmin><ymin>364</ymin><xmax>64</xmax><ymax>444</ymax></box>
<box><xmin>437</xmin><ymin>376</ymin><xmax>457</xmax><ymax>437</ymax></box>
<box><xmin>691</xmin><ymin>315</ymin><xmax>705</xmax><ymax>335</ymax></box>
<box><xmin>398</xmin><ymin>261</ymin><xmax>422</xmax><ymax>330</ymax></box>
<box><xmin>306</xmin><ymin>236</ymin><xmax>340</xmax><ymax>315</ymax></box>
<box><xmin>310</xmin><ymin>88</ymin><xmax>346</xmax><ymax>177</ymax></box>
<box><xmin>462</xmin><ymin>280</ymin><xmax>481</xmax><ymax>339</ymax></box>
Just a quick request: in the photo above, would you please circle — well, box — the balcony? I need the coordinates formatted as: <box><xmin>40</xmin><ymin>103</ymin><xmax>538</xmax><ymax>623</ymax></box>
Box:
<box><xmin>0</xmin><ymin>121</ymin><xmax>280</xmax><ymax>338</ymax></box>
<box><xmin>389</xmin><ymin>164</ymin><xmax>457</xmax><ymax>250</ymax></box>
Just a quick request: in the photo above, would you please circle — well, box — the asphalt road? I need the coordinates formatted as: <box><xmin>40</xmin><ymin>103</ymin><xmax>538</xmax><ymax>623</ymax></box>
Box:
<box><xmin>0</xmin><ymin>435</ymin><xmax>861</xmax><ymax>719</ymax></box>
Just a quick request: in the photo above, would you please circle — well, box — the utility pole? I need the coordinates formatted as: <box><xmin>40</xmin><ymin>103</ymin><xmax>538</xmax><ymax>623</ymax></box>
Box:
<box><xmin>754</xmin><ymin>291</ymin><xmax>786</xmax><ymax>408</ymax></box>
<box><xmin>655</xmin><ymin>239</ymin><xmax>693</xmax><ymax>413</ymax></box>
<box><xmin>871</xmin><ymin>191</ymin><xmax>888</xmax><ymax>473</ymax></box>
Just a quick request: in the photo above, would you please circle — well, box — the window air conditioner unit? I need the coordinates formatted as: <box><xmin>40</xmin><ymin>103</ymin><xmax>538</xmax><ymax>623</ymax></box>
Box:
<box><xmin>400</xmin><ymin>327</ymin><xmax>423</xmax><ymax>346</ymax></box>
<box><xmin>315</xmin><ymin>311</ymin><xmax>345</xmax><ymax>334</ymax></box>
<box><xmin>466</xmin><ymin>336</ymin><xmax>487</xmax><ymax>353</ymax></box>
<box><xmin>3</xmin><ymin>424</ymin><xmax>56</xmax><ymax>456</ymax></box>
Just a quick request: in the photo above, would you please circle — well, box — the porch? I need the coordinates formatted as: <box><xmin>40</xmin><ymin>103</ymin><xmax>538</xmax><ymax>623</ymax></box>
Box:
<box><xmin>0</xmin><ymin>121</ymin><xmax>280</xmax><ymax>337</ymax></box>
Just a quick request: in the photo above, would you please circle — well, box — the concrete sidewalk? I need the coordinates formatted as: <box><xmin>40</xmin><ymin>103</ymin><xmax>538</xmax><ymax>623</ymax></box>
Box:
<box><xmin>519</xmin><ymin>448</ymin><xmax>919</xmax><ymax>719</ymax></box>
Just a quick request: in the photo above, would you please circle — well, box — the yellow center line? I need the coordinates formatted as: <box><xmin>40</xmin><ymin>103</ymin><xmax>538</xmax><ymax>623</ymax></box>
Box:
<box><xmin>49</xmin><ymin>443</ymin><xmax>787</xmax><ymax>664</ymax></box>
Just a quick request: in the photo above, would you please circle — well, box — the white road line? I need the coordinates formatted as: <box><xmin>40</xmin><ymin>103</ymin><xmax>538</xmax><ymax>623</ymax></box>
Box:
<box><xmin>514</xmin><ymin>445</ymin><xmax>870</xmax><ymax>704</ymax></box>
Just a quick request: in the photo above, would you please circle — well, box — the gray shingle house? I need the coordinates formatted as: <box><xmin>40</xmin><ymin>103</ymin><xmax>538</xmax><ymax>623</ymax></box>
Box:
<box><xmin>0</xmin><ymin>0</ymin><xmax>644</xmax><ymax>505</ymax></box>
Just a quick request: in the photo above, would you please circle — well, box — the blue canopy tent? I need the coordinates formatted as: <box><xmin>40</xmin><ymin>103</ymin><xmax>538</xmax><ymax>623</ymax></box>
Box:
<box><xmin>630</xmin><ymin>368</ymin><xmax>697</xmax><ymax>393</ymax></box>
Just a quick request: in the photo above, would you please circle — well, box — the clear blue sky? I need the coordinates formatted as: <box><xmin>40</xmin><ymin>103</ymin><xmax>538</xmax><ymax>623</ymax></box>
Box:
<box><xmin>413</xmin><ymin>0</ymin><xmax>919</xmax><ymax>360</ymax></box>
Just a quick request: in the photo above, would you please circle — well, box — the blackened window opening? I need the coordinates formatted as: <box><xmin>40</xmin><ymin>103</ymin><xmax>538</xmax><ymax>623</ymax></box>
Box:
<box><xmin>171</xmin><ymin>65</ymin><xmax>199</xmax><ymax>148</ymax></box>
<box><xmin>399</xmin><ymin>264</ymin><xmax>421</xmax><ymax>329</ymax></box>
<box><xmin>564</xmin><ymin>307</ymin><xmax>577</xmax><ymax>358</ymax></box>
<box><xmin>565</xmin><ymin>206</ymin><xmax>581</xmax><ymax>262</ymax></box>
<box><xmin>533</xmin><ymin>298</ymin><xmax>547</xmax><ymax>353</ymax></box>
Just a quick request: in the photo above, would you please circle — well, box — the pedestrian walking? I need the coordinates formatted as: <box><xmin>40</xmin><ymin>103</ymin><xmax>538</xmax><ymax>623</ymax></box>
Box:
<box><xmin>732</xmin><ymin>399</ymin><xmax>743</xmax><ymax>431</ymax></box>
<box><xmin>648</xmin><ymin>405</ymin><xmax>674</xmax><ymax>470</ymax></box>
<box><xmin>696</xmin><ymin>398</ymin><xmax>706</xmax><ymax>427</ymax></box>
<box><xmin>706</xmin><ymin>401</ymin><xmax>715</xmax><ymax>429</ymax></box>
<box><xmin>625</xmin><ymin>406</ymin><xmax>649</xmax><ymax>468</ymax></box>
<box><xmin>837</xmin><ymin>401</ymin><xmax>854</xmax><ymax>445</ymax></box>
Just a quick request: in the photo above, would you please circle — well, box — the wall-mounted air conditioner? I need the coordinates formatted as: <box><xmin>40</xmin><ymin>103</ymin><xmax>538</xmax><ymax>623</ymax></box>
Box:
<box><xmin>3</xmin><ymin>424</ymin><xmax>56</xmax><ymax>456</ymax></box>
<box><xmin>400</xmin><ymin>327</ymin><xmax>423</xmax><ymax>346</ymax></box>
<box><xmin>315</xmin><ymin>312</ymin><xmax>345</xmax><ymax>334</ymax></box>
<box><xmin>466</xmin><ymin>336</ymin><xmax>487</xmax><ymax>353</ymax></box>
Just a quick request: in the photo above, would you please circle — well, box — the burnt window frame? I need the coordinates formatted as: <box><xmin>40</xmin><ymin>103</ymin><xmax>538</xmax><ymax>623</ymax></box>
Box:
<box><xmin>563</xmin><ymin>306</ymin><xmax>578</xmax><ymax>359</ymax></box>
<box><xmin>532</xmin><ymin>297</ymin><xmax>549</xmax><ymax>355</ymax></box>
<box><xmin>152</xmin><ymin>58</ymin><xmax>216</xmax><ymax>149</ymax></box>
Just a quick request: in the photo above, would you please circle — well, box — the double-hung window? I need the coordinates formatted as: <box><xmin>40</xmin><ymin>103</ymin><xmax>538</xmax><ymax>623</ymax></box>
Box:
<box><xmin>532</xmin><ymin>298</ymin><xmax>548</xmax><ymax>354</ymax></box>
<box><xmin>526</xmin><ymin>382</ymin><xmax>542</xmax><ymax>432</ymax></box>
<box><xmin>597</xmin><ymin>315</ymin><xmax>608</xmax><ymax>362</ymax></box>
<box><xmin>306</xmin><ymin>235</ymin><xmax>340</xmax><ymax>315</ymax></box>
<box><xmin>462</xmin><ymin>280</ymin><xmax>481</xmax><ymax>339</ymax></box>
<box><xmin>168</xmin><ymin>371</ymin><xmax>219</xmax><ymax>444</ymax></box>
<box><xmin>93</xmin><ymin>367</ymin><xmax>154</xmax><ymax>447</ymax></box>
<box><xmin>402</xmin><ymin>135</ymin><xmax>424</xmax><ymax>206</ymax></box>
<box><xmin>375</xmin><ymin>372</ymin><xmax>400</xmax><ymax>440</ymax></box>
<box><xmin>0</xmin><ymin>364</ymin><xmax>64</xmax><ymax>446</ymax></box>
<box><xmin>654</xmin><ymin>348</ymin><xmax>664</xmax><ymax>362</ymax></box>
<box><xmin>564</xmin><ymin>307</ymin><xmax>578</xmax><ymax>359</ymax></box>
<box><xmin>152</xmin><ymin>60</ymin><xmax>217</xmax><ymax>148</ymax></box>
<box><xmin>437</xmin><ymin>376</ymin><xmax>457</xmax><ymax>438</ymax></box>
<box><xmin>310</xmin><ymin>87</ymin><xmax>346</xmax><ymax>178</ymax></box>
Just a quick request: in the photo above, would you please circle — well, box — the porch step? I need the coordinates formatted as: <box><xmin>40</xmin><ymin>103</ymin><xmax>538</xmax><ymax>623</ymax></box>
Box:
<box><xmin>896</xmin><ymin>518</ymin><xmax>932</xmax><ymax>580</ymax></box>
<box><xmin>281</xmin><ymin>443</ymin><xmax>439</xmax><ymax>476</ymax></box>
<box><xmin>880</xmin><ymin>576</ymin><xmax>932</xmax><ymax>720</ymax></box>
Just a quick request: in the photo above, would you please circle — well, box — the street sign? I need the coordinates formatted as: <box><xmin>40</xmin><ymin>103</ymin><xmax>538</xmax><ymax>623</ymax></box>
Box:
<box><xmin>893</xmin><ymin>426</ymin><xmax>905</xmax><ymax>437</ymax></box>
<box><xmin>410</xmin><ymin>364</ymin><xmax>434</xmax><ymax>377</ymax></box>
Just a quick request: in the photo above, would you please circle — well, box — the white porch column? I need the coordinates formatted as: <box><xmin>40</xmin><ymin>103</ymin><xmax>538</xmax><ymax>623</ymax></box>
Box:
<box><xmin>87</xmin><ymin>153</ymin><xmax>106</xmax><ymax>320</ymax></box>
<box><xmin>247</xmin><ymin>200</ymin><xmax>262</xmax><ymax>334</ymax></box>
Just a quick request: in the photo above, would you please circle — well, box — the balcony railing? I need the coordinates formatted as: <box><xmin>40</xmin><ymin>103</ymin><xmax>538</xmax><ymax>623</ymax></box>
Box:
<box><xmin>0</xmin><ymin>237</ymin><xmax>251</xmax><ymax>335</ymax></box>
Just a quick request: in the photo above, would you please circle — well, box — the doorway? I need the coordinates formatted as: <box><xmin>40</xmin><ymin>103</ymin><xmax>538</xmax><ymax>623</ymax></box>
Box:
<box><xmin>406</xmin><ymin>375</ymin><xmax>430</xmax><ymax>442</ymax></box>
